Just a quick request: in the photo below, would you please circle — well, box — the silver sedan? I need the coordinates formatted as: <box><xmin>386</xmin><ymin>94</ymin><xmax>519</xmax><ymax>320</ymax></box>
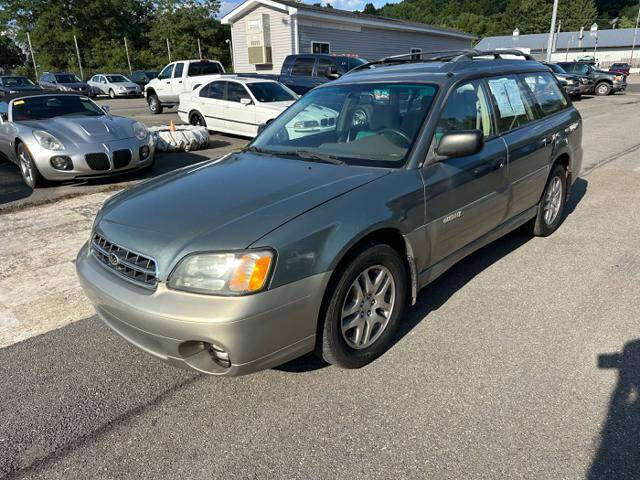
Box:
<box><xmin>87</xmin><ymin>74</ymin><xmax>141</xmax><ymax>98</ymax></box>
<box><xmin>0</xmin><ymin>92</ymin><xmax>155</xmax><ymax>188</ymax></box>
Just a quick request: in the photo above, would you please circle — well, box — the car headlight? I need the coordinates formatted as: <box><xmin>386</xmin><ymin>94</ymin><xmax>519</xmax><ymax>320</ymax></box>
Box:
<box><xmin>579</xmin><ymin>77</ymin><xmax>588</xmax><ymax>84</ymax></box>
<box><xmin>116</xmin><ymin>85</ymin><xmax>126</xmax><ymax>91</ymax></box>
<box><xmin>60</xmin><ymin>85</ymin><xmax>72</xmax><ymax>91</ymax></box>
<box><xmin>168</xmin><ymin>250</ymin><xmax>274</xmax><ymax>295</ymax></box>
<box><xmin>614</xmin><ymin>75</ymin><xmax>623</xmax><ymax>81</ymax></box>
<box><xmin>293</xmin><ymin>120</ymin><xmax>319</xmax><ymax>129</ymax></box>
<box><xmin>132</xmin><ymin>121</ymin><xmax>148</xmax><ymax>141</ymax></box>
<box><xmin>566</xmin><ymin>79</ymin><xmax>575</xmax><ymax>85</ymax></box>
<box><xmin>33</xmin><ymin>130</ymin><xmax>64</xmax><ymax>150</ymax></box>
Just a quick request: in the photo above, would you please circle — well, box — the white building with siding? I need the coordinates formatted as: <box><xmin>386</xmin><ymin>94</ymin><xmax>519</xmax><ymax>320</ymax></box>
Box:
<box><xmin>221</xmin><ymin>0</ymin><xmax>474</xmax><ymax>74</ymax></box>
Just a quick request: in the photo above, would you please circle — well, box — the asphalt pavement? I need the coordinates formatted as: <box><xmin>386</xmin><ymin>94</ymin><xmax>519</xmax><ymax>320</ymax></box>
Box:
<box><xmin>1</xmin><ymin>88</ymin><xmax>640</xmax><ymax>480</ymax></box>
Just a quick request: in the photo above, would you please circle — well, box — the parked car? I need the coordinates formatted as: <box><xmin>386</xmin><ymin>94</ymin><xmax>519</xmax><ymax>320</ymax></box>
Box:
<box><xmin>0</xmin><ymin>76</ymin><xmax>43</xmax><ymax>96</ymax></box>
<box><xmin>144</xmin><ymin>59</ymin><xmax>225</xmax><ymax>114</ymax></box>
<box><xmin>557</xmin><ymin>61</ymin><xmax>626</xmax><ymax>96</ymax></box>
<box><xmin>241</xmin><ymin>54</ymin><xmax>368</xmax><ymax>96</ymax></box>
<box><xmin>87</xmin><ymin>74</ymin><xmax>141</xmax><ymax>98</ymax></box>
<box><xmin>76</xmin><ymin>49</ymin><xmax>582</xmax><ymax>376</ymax></box>
<box><xmin>38</xmin><ymin>72</ymin><xmax>94</xmax><ymax>97</ymax></box>
<box><xmin>542</xmin><ymin>63</ymin><xmax>590</xmax><ymax>99</ymax></box>
<box><xmin>608</xmin><ymin>63</ymin><xmax>631</xmax><ymax>76</ymax></box>
<box><xmin>0</xmin><ymin>92</ymin><xmax>154</xmax><ymax>188</ymax></box>
<box><xmin>178</xmin><ymin>77</ymin><xmax>337</xmax><ymax>138</ymax></box>
<box><xmin>130</xmin><ymin>70</ymin><xmax>159</xmax><ymax>88</ymax></box>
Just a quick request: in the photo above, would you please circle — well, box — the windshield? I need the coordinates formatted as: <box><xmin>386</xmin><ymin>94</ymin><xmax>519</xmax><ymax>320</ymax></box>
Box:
<box><xmin>336</xmin><ymin>57</ymin><xmax>367</xmax><ymax>71</ymax></box>
<box><xmin>106</xmin><ymin>75</ymin><xmax>128</xmax><ymax>83</ymax></box>
<box><xmin>144</xmin><ymin>71</ymin><xmax>158</xmax><ymax>79</ymax></box>
<box><xmin>251</xmin><ymin>82</ymin><xmax>438</xmax><ymax>168</ymax></box>
<box><xmin>2</xmin><ymin>77</ymin><xmax>35</xmax><ymax>87</ymax></box>
<box><xmin>11</xmin><ymin>95</ymin><xmax>104</xmax><ymax>121</ymax></box>
<box><xmin>548</xmin><ymin>64</ymin><xmax>566</xmax><ymax>74</ymax></box>
<box><xmin>187</xmin><ymin>61</ymin><xmax>223</xmax><ymax>76</ymax></box>
<box><xmin>55</xmin><ymin>74</ymin><xmax>81</xmax><ymax>83</ymax></box>
<box><xmin>247</xmin><ymin>82</ymin><xmax>296</xmax><ymax>102</ymax></box>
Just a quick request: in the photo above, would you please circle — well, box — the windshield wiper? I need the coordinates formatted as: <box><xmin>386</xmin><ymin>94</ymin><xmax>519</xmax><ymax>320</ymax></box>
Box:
<box><xmin>285</xmin><ymin>150</ymin><xmax>345</xmax><ymax>165</ymax></box>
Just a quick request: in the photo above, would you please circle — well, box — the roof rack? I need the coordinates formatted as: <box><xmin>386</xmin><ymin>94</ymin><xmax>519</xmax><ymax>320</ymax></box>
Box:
<box><xmin>346</xmin><ymin>48</ymin><xmax>535</xmax><ymax>75</ymax></box>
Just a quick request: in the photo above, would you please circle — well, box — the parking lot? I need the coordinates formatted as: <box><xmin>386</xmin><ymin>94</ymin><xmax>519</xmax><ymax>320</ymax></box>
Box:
<box><xmin>1</xmin><ymin>82</ymin><xmax>640</xmax><ymax>479</ymax></box>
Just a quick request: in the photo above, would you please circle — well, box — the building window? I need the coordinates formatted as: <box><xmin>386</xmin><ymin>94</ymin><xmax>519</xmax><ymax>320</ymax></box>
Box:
<box><xmin>410</xmin><ymin>48</ymin><xmax>422</xmax><ymax>60</ymax></box>
<box><xmin>312</xmin><ymin>42</ymin><xmax>330</xmax><ymax>54</ymax></box>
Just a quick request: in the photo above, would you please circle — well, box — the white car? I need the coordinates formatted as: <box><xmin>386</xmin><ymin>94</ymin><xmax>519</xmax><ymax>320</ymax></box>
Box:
<box><xmin>178</xmin><ymin>77</ymin><xmax>338</xmax><ymax>139</ymax></box>
<box><xmin>87</xmin><ymin>74</ymin><xmax>141</xmax><ymax>98</ymax></box>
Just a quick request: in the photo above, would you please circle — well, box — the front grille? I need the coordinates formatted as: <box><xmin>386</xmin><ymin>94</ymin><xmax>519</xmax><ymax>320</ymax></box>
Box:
<box><xmin>86</xmin><ymin>153</ymin><xmax>110</xmax><ymax>170</ymax></box>
<box><xmin>113</xmin><ymin>149</ymin><xmax>132</xmax><ymax>169</ymax></box>
<box><xmin>91</xmin><ymin>233</ymin><xmax>157</xmax><ymax>288</ymax></box>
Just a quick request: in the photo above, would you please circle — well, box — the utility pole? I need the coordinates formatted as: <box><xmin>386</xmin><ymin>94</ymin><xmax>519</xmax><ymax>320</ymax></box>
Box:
<box><xmin>73</xmin><ymin>35</ymin><xmax>84</xmax><ymax>80</ymax></box>
<box><xmin>124</xmin><ymin>37</ymin><xmax>132</xmax><ymax>75</ymax></box>
<box><xmin>166</xmin><ymin>38</ymin><xmax>172</xmax><ymax>63</ymax></box>
<box><xmin>566</xmin><ymin>34</ymin><xmax>573</xmax><ymax>61</ymax></box>
<box><xmin>546</xmin><ymin>0</ymin><xmax>559</xmax><ymax>62</ymax></box>
<box><xmin>197</xmin><ymin>38</ymin><xmax>202</xmax><ymax>60</ymax></box>
<box><xmin>630</xmin><ymin>0</ymin><xmax>640</xmax><ymax>68</ymax></box>
<box><xmin>26</xmin><ymin>32</ymin><xmax>38</xmax><ymax>80</ymax></box>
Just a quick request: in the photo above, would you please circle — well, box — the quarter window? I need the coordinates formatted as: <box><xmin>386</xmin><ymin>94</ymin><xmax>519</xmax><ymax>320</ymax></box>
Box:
<box><xmin>486</xmin><ymin>75</ymin><xmax>536</xmax><ymax>133</ymax></box>
<box><xmin>291</xmin><ymin>58</ymin><xmax>315</xmax><ymax>76</ymax></box>
<box><xmin>434</xmin><ymin>80</ymin><xmax>494</xmax><ymax>145</ymax></box>
<box><xmin>522</xmin><ymin>72</ymin><xmax>567</xmax><ymax>116</ymax></box>
<box><xmin>311</xmin><ymin>42</ymin><xmax>330</xmax><ymax>54</ymax></box>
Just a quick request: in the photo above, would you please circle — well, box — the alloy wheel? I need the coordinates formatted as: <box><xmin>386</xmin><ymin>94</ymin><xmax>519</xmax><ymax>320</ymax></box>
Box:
<box><xmin>543</xmin><ymin>176</ymin><xmax>563</xmax><ymax>226</ymax></box>
<box><xmin>19</xmin><ymin>150</ymin><xmax>35</xmax><ymax>188</ymax></box>
<box><xmin>341</xmin><ymin>265</ymin><xmax>396</xmax><ymax>350</ymax></box>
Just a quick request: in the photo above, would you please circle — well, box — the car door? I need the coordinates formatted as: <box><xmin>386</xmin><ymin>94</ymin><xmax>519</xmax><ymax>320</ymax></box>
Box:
<box><xmin>97</xmin><ymin>76</ymin><xmax>108</xmax><ymax>95</ymax></box>
<box><xmin>197</xmin><ymin>81</ymin><xmax>226</xmax><ymax>131</ymax></box>
<box><xmin>284</xmin><ymin>57</ymin><xmax>316</xmax><ymax>95</ymax></box>
<box><xmin>223</xmin><ymin>81</ymin><xmax>257</xmax><ymax>136</ymax></box>
<box><xmin>486</xmin><ymin>74</ymin><xmax>550</xmax><ymax>218</ymax></box>
<box><xmin>422</xmin><ymin>79</ymin><xmax>509</xmax><ymax>266</ymax></box>
<box><xmin>154</xmin><ymin>64</ymin><xmax>174</xmax><ymax>102</ymax></box>
<box><xmin>170</xmin><ymin>62</ymin><xmax>185</xmax><ymax>102</ymax></box>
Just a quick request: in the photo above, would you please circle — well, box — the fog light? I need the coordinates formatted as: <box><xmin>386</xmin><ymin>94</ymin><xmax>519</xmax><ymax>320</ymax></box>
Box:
<box><xmin>205</xmin><ymin>343</ymin><xmax>231</xmax><ymax>368</ymax></box>
<box><xmin>50</xmin><ymin>155</ymin><xmax>73</xmax><ymax>170</ymax></box>
<box><xmin>139</xmin><ymin>145</ymin><xmax>150</xmax><ymax>161</ymax></box>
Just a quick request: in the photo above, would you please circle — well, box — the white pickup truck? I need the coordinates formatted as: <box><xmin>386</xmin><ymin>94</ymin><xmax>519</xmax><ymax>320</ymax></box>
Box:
<box><xmin>144</xmin><ymin>59</ymin><xmax>225</xmax><ymax>114</ymax></box>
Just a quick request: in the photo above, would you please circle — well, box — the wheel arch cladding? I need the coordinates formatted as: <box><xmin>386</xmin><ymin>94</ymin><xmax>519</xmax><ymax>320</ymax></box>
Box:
<box><xmin>553</xmin><ymin>152</ymin><xmax>570</xmax><ymax>186</ymax></box>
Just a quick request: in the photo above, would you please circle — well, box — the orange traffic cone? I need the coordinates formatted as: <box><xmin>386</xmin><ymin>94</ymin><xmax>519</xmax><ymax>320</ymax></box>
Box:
<box><xmin>169</xmin><ymin>120</ymin><xmax>176</xmax><ymax>132</ymax></box>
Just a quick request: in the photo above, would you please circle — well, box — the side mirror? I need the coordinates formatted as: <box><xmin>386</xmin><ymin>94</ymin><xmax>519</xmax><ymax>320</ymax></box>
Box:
<box><xmin>435</xmin><ymin>130</ymin><xmax>484</xmax><ymax>159</ymax></box>
<box><xmin>326</xmin><ymin>67</ymin><xmax>341</xmax><ymax>80</ymax></box>
<box><xmin>102</xmin><ymin>105</ymin><xmax>111</xmax><ymax>114</ymax></box>
<box><xmin>257</xmin><ymin>123</ymin><xmax>267</xmax><ymax>134</ymax></box>
<box><xmin>240</xmin><ymin>97</ymin><xmax>252</xmax><ymax>106</ymax></box>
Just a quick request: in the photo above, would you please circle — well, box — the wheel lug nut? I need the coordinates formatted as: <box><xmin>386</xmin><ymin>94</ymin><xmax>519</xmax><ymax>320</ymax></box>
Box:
<box><xmin>367</xmin><ymin>310</ymin><xmax>371</xmax><ymax>316</ymax></box>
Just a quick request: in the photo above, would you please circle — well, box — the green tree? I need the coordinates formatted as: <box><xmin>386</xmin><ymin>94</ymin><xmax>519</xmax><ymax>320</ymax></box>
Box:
<box><xmin>557</xmin><ymin>0</ymin><xmax>598</xmax><ymax>32</ymax></box>
<box><xmin>0</xmin><ymin>35</ymin><xmax>25</xmax><ymax>72</ymax></box>
<box><xmin>362</xmin><ymin>3</ymin><xmax>379</xmax><ymax>15</ymax></box>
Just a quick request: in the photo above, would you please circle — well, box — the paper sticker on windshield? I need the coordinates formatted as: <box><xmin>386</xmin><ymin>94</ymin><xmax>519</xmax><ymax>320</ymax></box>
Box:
<box><xmin>13</xmin><ymin>100</ymin><xmax>24</xmax><ymax>105</ymax></box>
<box><xmin>488</xmin><ymin>78</ymin><xmax>525</xmax><ymax>117</ymax></box>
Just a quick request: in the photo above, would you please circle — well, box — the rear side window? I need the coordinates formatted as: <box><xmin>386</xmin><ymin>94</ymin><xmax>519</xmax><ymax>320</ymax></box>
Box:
<box><xmin>522</xmin><ymin>72</ymin><xmax>567</xmax><ymax>116</ymax></box>
<box><xmin>316</xmin><ymin>58</ymin><xmax>335</xmax><ymax>77</ymax></box>
<box><xmin>173</xmin><ymin>62</ymin><xmax>184</xmax><ymax>78</ymax></box>
<box><xmin>201</xmin><ymin>81</ymin><xmax>225</xmax><ymax>100</ymax></box>
<box><xmin>291</xmin><ymin>58</ymin><xmax>314</xmax><ymax>76</ymax></box>
<box><xmin>434</xmin><ymin>80</ymin><xmax>494</xmax><ymax>145</ymax></box>
<box><xmin>486</xmin><ymin>75</ymin><xmax>536</xmax><ymax>133</ymax></box>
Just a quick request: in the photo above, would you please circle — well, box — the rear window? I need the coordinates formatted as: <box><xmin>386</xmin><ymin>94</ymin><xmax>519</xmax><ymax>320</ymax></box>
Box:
<box><xmin>187</xmin><ymin>62</ymin><xmax>223</xmax><ymax>76</ymax></box>
<box><xmin>522</xmin><ymin>73</ymin><xmax>567</xmax><ymax>116</ymax></box>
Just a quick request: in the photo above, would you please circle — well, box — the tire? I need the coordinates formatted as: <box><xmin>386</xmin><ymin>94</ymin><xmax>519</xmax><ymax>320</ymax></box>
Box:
<box><xmin>317</xmin><ymin>243</ymin><xmax>407</xmax><ymax>369</ymax></box>
<box><xmin>108</xmin><ymin>89</ymin><xmax>116</xmax><ymax>99</ymax></box>
<box><xmin>528</xmin><ymin>164</ymin><xmax>567</xmax><ymax>237</ymax></box>
<box><xmin>147</xmin><ymin>94</ymin><xmax>163</xmax><ymax>114</ymax></box>
<box><xmin>189</xmin><ymin>111</ymin><xmax>206</xmax><ymax>128</ymax></box>
<box><xmin>16</xmin><ymin>143</ymin><xmax>45</xmax><ymax>189</ymax></box>
<box><xmin>595</xmin><ymin>82</ymin><xmax>611</xmax><ymax>96</ymax></box>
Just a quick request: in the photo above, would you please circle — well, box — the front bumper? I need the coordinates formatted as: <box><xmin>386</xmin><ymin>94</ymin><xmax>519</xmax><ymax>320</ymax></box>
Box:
<box><xmin>564</xmin><ymin>84</ymin><xmax>581</xmax><ymax>96</ymax></box>
<box><xmin>76</xmin><ymin>242</ymin><xmax>331</xmax><ymax>376</ymax></box>
<box><xmin>29</xmin><ymin>136</ymin><xmax>155</xmax><ymax>181</ymax></box>
<box><xmin>115</xmin><ymin>90</ymin><xmax>141</xmax><ymax>97</ymax></box>
<box><xmin>613</xmin><ymin>81</ymin><xmax>627</xmax><ymax>92</ymax></box>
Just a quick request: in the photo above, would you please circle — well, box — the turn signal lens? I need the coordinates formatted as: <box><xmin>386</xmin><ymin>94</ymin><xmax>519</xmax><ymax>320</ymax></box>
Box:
<box><xmin>229</xmin><ymin>252</ymin><xmax>273</xmax><ymax>292</ymax></box>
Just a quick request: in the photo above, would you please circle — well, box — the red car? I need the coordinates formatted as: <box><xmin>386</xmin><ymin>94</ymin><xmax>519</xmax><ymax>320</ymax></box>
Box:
<box><xmin>609</xmin><ymin>63</ymin><xmax>631</xmax><ymax>76</ymax></box>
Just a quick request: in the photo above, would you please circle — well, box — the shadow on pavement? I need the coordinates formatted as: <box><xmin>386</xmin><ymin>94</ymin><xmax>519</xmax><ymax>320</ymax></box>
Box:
<box><xmin>588</xmin><ymin>339</ymin><xmax>640</xmax><ymax>479</ymax></box>
<box><xmin>279</xmin><ymin>177</ymin><xmax>588</xmax><ymax>373</ymax></box>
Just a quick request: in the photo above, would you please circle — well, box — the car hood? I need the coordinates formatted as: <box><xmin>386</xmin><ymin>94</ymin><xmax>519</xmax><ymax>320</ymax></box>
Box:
<box><xmin>60</xmin><ymin>82</ymin><xmax>90</xmax><ymax>89</ymax></box>
<box><xmin>111</xmin><ymin>81</ymin><xmax>139</xmax><ymax>89</ymax></box>
<box><xmin>2</xmin><ymin>85</ymin><xmax>42</xmax><ymax>92</ymax></box>
<box><xmin>21</xmin><ymin>115</ymin><xmax>134</xmax><ymax>145</ymax></box>
<box><xmin>95</xmin><ymin>152</ymin><xmax>389</xmax><ymax>279</ymax></box>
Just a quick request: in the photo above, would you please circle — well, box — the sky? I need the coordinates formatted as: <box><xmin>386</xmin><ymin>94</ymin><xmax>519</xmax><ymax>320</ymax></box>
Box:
<box><xmin>217</xmin><ymin>0</ymin><xmax>401</xmax><ymax>18</ymax></box>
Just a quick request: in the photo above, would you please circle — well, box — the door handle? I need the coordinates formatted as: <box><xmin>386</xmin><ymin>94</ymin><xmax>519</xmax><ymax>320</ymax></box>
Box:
<box><xmin>492</xmin><ymin>158</ymin><xmax>506</xmax><ymax>169</ymax></box>
<box><xmin>178</xmin><ymin>80</ymin><xmax>183</xmax><ymax>84</ymax></box>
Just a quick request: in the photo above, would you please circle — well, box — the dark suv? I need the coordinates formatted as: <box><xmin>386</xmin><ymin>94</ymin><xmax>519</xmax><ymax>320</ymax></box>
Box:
<box><xmin>557</xmin><ymin>61</ymin><xmax>626</xmax><ymax>96</ymax></box>
<box><xmin>77</xmin><ymin>49</ymin><xmax>582</xmax><ymax>376</ymax></box>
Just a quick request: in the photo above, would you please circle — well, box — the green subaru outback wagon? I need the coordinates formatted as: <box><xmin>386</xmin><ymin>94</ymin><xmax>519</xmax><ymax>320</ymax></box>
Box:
<box><xmin>77</xmin><ymin>50</ymin><xmax>582</xmax><ymax>376</ymax></box>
